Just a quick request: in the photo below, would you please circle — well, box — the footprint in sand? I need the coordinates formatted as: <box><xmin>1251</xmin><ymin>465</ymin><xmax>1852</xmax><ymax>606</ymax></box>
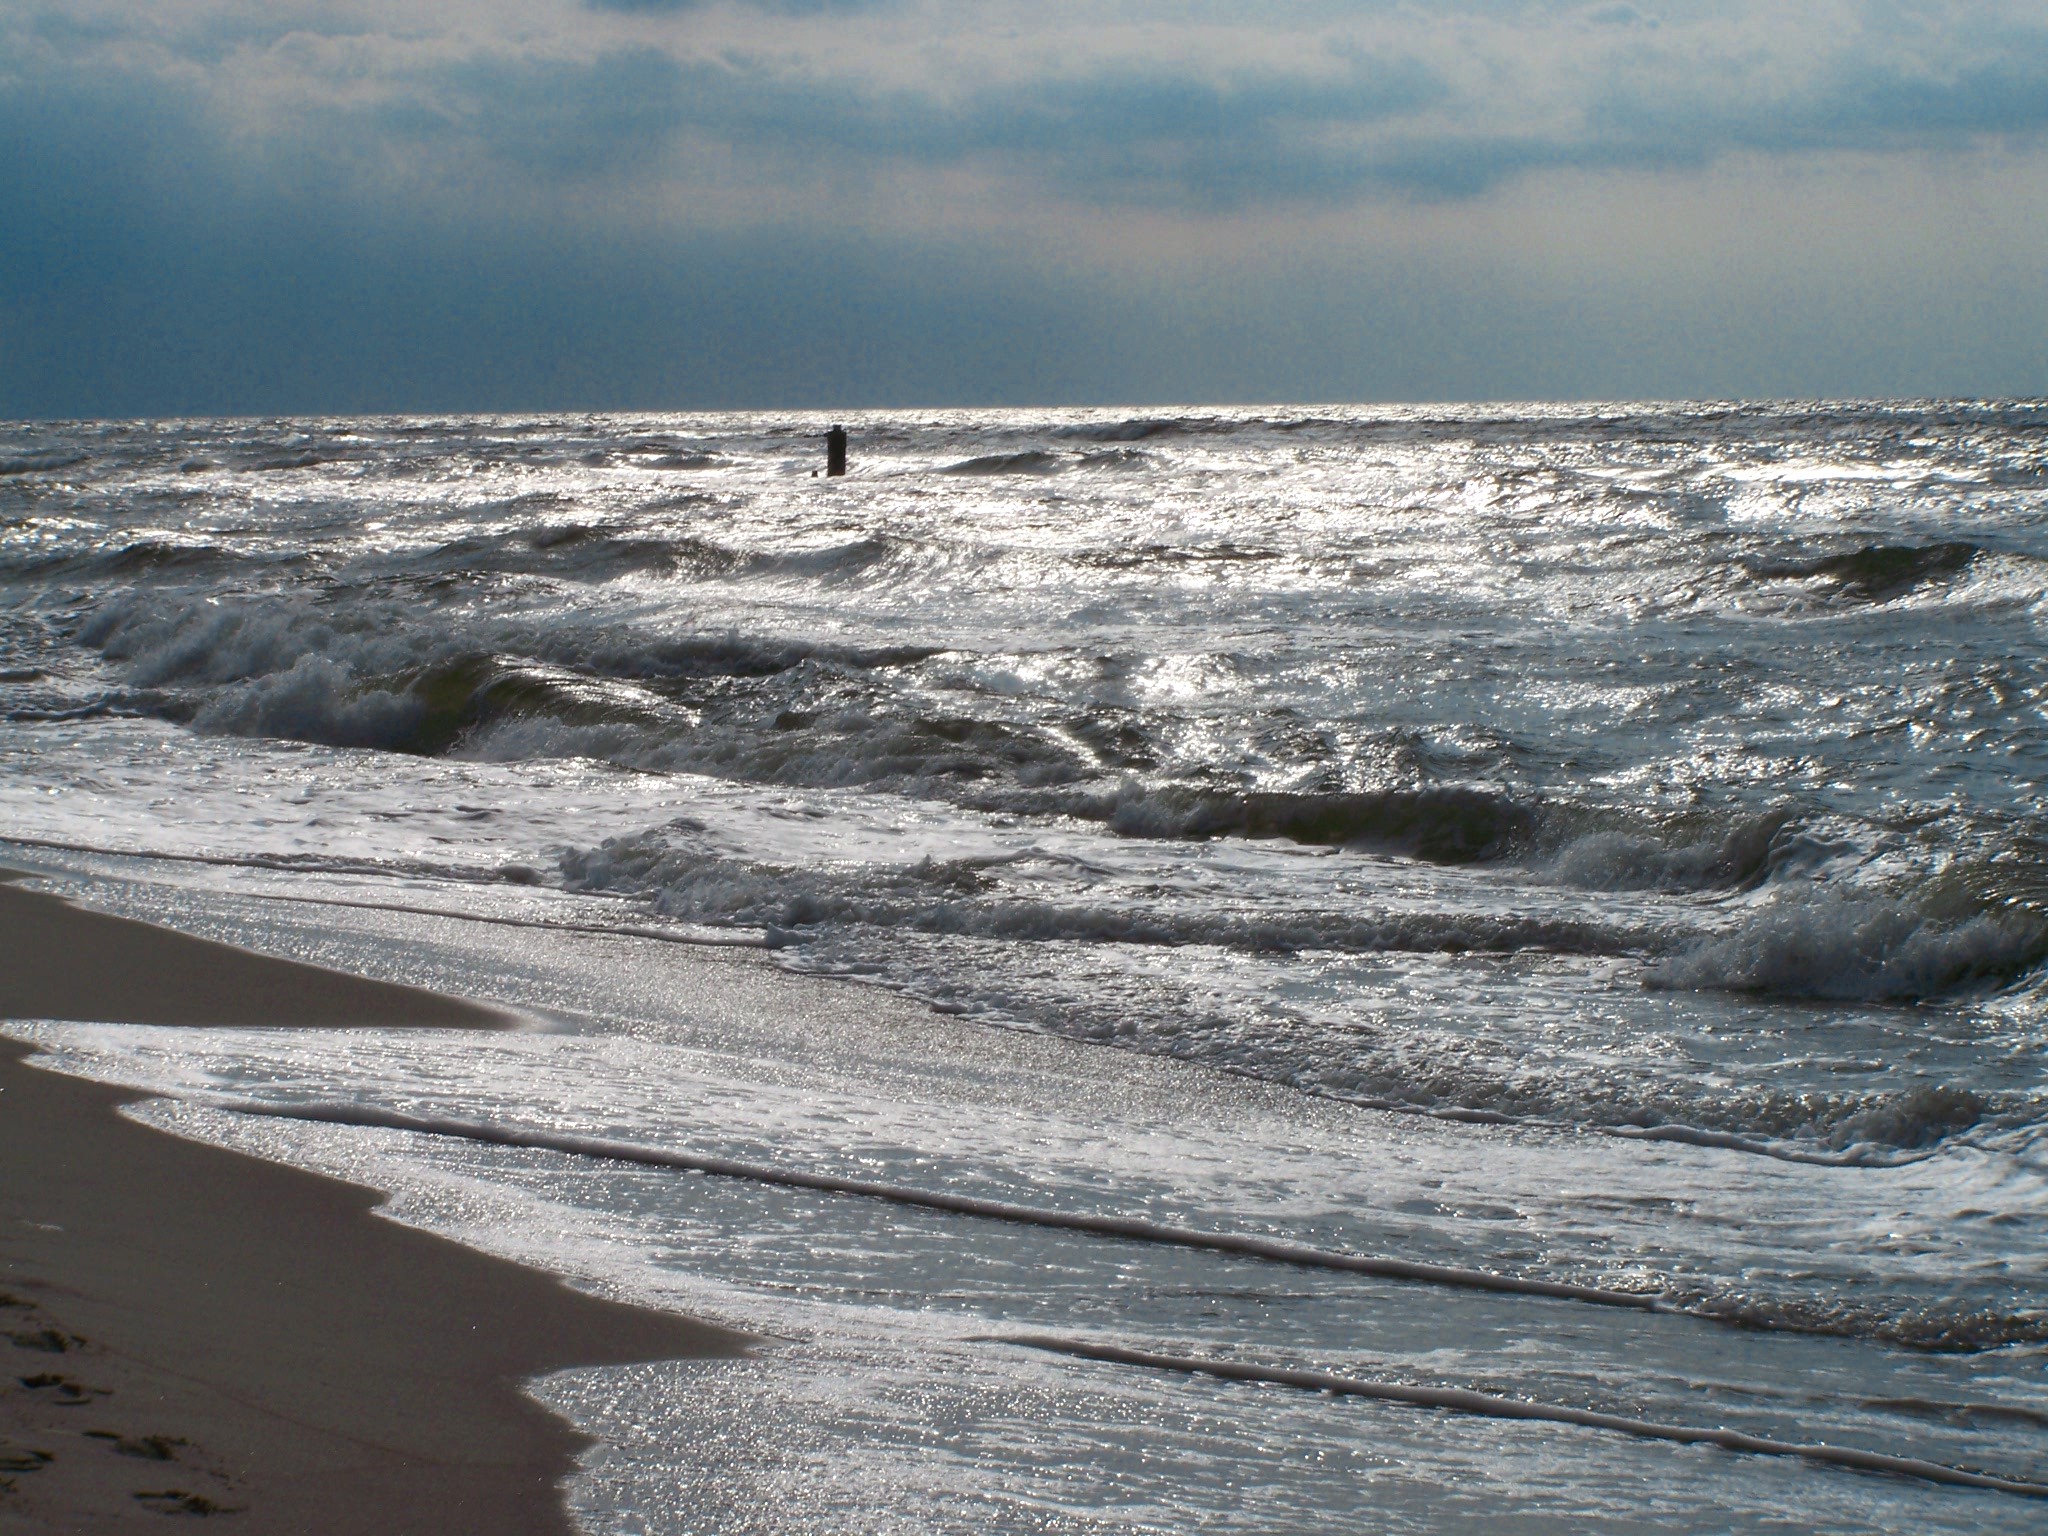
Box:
<box><xmin>16</xmin><ymin>1372</ymin><xmax>105</xmax><ymax>1404</ymax></box>
<box><xmin>85</xmin><ymin>1430</ymin><xmax>185</xmax><ymax>1461</ymax></box>
<box><xmin>133</xmin><ymin>1488</ymin><xmax>239</xmax><ymax>1515</ymax></box>
<box><xmin>0</xmin><ymin>1444</ymin><xmax>52</xmax><ymax>1473</ymax></box>
<box><xmin>6</xmin><ymin>1328</ymin><xmax>84</xmax><ymax>1353</ymax></box>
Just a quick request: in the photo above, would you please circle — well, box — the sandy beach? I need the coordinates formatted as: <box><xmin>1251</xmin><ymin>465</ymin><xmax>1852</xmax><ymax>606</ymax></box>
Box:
<box><xmin>0</xmin><ymin>873</ymin><xmax>745</xmax><ymax>1533</ymax></box>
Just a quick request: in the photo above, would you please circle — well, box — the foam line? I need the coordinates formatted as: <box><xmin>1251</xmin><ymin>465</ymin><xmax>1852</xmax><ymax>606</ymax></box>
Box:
<box><xmin>998</xmin><ymin>1335</ymin><xmax>2048</xmax><ymax>1500</ymax></box>
<box><xmin>1863</xmin><ymin>1396</ymin><xmax>2048</xmax><ymax>1430</ymax></box>
<box><xmin>1600</xmin><ymin>1122</ymin><xmax>1926</xmax><ymax>1168</ymax></box>
<box><xmin>1</xmin><ymin>831</ymin><xmax>514</xmax><ymax>881</ymax></box>
<box><xmin>206</xmin><ymin>890</ymin><xmax>769</xmax><ymax>950</ymax></box>
<box><xmin>210</xmin><ymin>1098</ymin><xmax>1663</xmax><ymax>1314</ymax></box>
<box><xmin>0</xmin><ymin>835</ymin><xmax>766</xmax><ymax>948</ymax></box>
<box><xmin>0</xmin><ymin>836</ymin><xmax>1944</xmax><ymax>1172</ymax></box>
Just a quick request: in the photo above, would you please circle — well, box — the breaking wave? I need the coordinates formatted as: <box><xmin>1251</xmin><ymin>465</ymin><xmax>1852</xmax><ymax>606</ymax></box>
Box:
<box><xmin>73</xmin><ymin>589</ymin><xmax>2018</xmax><ymax>909</ymax></box>
<box><xmin>1747</xmin><ymin>540</ymin><xmax>1982</xmax><ymax>601</ymax></box>
<box><xmin>400</xmin><ymin>524</ymin><xmax>735</xmax><ymax>583</ymax></box>
<box><xmin>942</xmin><ymin>450</ymin><xmax>1066</xmax><ymax>476</ymax></box>
<box><xmin>0</xmin><ymin>452</ymin><xmax>90</xmax><ymax>476</ymax></box>
<box><xmin>558</xmin><ymin>832</ymin><xmax>1649</xmax><ymax>959</ymax></box>
<box><xmin>190</xmin><ymin>654</ymin><xmax>679</xmax><ymax>757</ymax></box>
<box><xmin>1051</xmin><ymin>417</ymin><xmax>1215</xmax><ymax>442</ymax></box>
<box><xmin>1086</xmin><ymin>784</ymin><xmax>1534</xmax><ymax>861</ymax></box>
<box><xmin>76</xmin><ymin>591</ymin><xmax>931</xmax><ymax>690</ymax></box>
<box><xmin>1538</xmin><ymin>809</ymin><xmax>1810</xmax><ymax>892</ymax></box>
<box><xmin>557</xmin><ymin>828</ymin><xmax>2039</xmax><ymax>1160</ymax></box>
<box><xmin>1647</xmin><ymin>888</ymin><xmax>2047</xmax><ymax>1002</ymax></box>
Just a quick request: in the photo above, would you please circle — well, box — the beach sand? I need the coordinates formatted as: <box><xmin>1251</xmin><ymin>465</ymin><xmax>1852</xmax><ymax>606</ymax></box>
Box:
<box><xmin>0</xmin><ymin>874</ymin><xmax>746</xmax><ymax>1533</ymax></box>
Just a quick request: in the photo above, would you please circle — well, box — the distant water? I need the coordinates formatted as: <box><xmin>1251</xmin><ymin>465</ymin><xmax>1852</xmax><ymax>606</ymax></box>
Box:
<box><xmin>3</xmin><ymin>403</ymin><xmax>2045</xmax><ymax>1531</ymax></box>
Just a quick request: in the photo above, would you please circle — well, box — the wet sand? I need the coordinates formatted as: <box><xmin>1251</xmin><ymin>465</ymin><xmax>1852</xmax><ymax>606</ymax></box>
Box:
<box><xmin>0</xmin><ymin>876</ymin><xmax>746</xmax><ymax>1533</ymax></box>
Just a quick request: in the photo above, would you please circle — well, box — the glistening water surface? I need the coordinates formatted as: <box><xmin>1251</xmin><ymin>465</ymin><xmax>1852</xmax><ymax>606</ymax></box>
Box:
<box><xmin>2</xmin><ymin>402</ymin><xmax>2045</xmax><ymax>1529</ymax></box>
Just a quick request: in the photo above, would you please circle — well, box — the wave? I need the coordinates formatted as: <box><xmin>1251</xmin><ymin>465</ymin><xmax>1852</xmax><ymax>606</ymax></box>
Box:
<box><xmin>189</xmin><ymin>653</ymin><xmax>679</xmax><ymax>757</ymax></box>
<box><xmin>748</xmin><ymin>534</ymin><xmax>932</xmax><ymax>583</ymax></box>
<box><xmin>1002</xmin><ymin>1336</ymin><xmax>2048</xmax><ymax>1485</ymax></box>
<box><xmin>616</xmin><ymin>436</ymin><xmax>723</xmax><ymax>470</ymax></box>
<box><xmin>1069</xmin><ymin>541</ymin><xmax>1279</xmax><ymax>572</ymax></box>
<box><xmin>1200</xmin><ymin>1024</ymin><xmax>2027</xmax><ymax>1161</ymax></box>
<box><xmin>705</xmin><ymin>900</ymin><xmax>2035</xmax><ymax>1160</ymax></box>
<box><xmin>73</xmin><ymin>592</ymin><xmax>1009</xmax><ymax>778</ymax></box>
<box><xmin>582</xmin><ymin>631</ymin><xmax>940</xmax><ymax>683</ymax></box>
<box><xmin>1068</xmin><ymin>784</ymin><xmax>1536</xmax><ymax>862</ymax></box>
<box><xmin>78</xmin><ymin>591</ymin><xmax>934</xmax><ymax>689</ymax></box>
<box><xmin>1862</xmin><ymin>1396</ymin><xmax>2048</xmax><ymax>1431</ymax></box>
<box><xmin>1661</xmin><ymin>1283</ymin><xmax>2048</xmax><ymax>1354</ymax></box>
<box><xmin>1601</xmin><ymin>1081</ymin><xmax>1994</xmax><ymax>1160</ymax></box>
<box><xmin>4</xmin><ymin>688</ymin><xmax>184</xmax><ymax>726</ymax></box>
<box><xmin>195</xmin><ymin>1094</ymin><xmax>2048</xmax><ymax>1359</ymax></box>
<box><xmin>558</xmin><ymin>833</ymin><xmax>1648</xmax><ymax>959</ymax></box>
<box><xmin>73</xmin><ymin>589</ymin><xmax>1955</xmax><ymax>891</ymax></box>
<box><xmin>941</xmin><ymin>450</ymin><xmax>1065</xmax><ymax>476</ymax></box>
<box><xmin>1051</xmin><ymin>418</ymin><xmax>1215</xmax><ymax>443</ymax></box>
<box><xmin>52</xmin><ymin>538</ymin><xmax>269</xmax><ymax>583</ymax></box>
<box><xmin>243</xmin><ymin>451</ymin><xmax>340</xmax><ymax>472</ymax></box>
<box><xmin>1747</xmin><ymin>541</ymin><xmax>1981</xmax><ymax>601</ymax></box>
<box><xmin>1646</xmin><ymin>888</ymin><xmax>2047</xmax><ymax>1002</ymax></box>
<box><xmin>0</xmin><ymin>452</ymin><xmax>89</xmax><ymax>476</ymax></box>
<box><xmin>399</xmin><ymin>526</ymin><xmax>950</xmax><ymax>588</ymax></box>
<box><xmin>1076</xmin><ymin>448</ymin><xmax>1156</xmax><ymax>471</ymax></box>
<box><xmin>3</xmin><ymin>540</ymin><xmax>243</xmax><ymax>582</ymax></box>
<box><xmin>1540</xmin><ymin>809</ymin><xmax>1798</xmax><ymax>892</ymax></box>
<box><xmin>214</xmin><ymin>1096</ymin><xmax>1660</xmax><ymax>1310</ymax></box>
<box><xmin>533</xmin><ymin>520</ymin><xmax>727</xmax><ymax>560</ymax></box>
<box><xmin>402</xmin><ymin>524</ymin><xmax>740</xmax><ymax>584</ymax></box>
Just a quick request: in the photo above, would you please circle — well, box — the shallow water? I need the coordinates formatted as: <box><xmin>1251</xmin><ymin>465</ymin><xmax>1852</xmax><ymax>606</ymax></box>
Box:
<box><xmin>2</xmin><ymin>402</ymin><xmax>2045</xmax><ymax>1528</ymax></box>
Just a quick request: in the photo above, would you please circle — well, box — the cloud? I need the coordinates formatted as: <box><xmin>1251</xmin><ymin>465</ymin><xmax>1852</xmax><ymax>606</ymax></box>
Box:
<box><xmin>375</xmin><ymin>48</ymin><xmax>695</xmax><ymax>178</ymax></box>
<box><xmin>587</xmin><ymin>0</ymin><xmax>880</xmax><ymax>12</ymax></box>
<box><xmin>1584</xmin><ymin>23</ymin><xmax>2048</xmax><ymax>161</ymax></box>
<box><xmin>4</xmin><ymin>0</ymin><xmax>2046</xmax><ymax>414</ymax></box>
<box><xmin>11</xmin><ymin>1</ymin><xmax>2048</xmax><ymax>228</ymax></box>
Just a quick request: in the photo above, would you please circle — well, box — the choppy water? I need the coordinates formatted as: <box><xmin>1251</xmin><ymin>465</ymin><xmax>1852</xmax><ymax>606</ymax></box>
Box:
<box><xmin>3</xmin><ymin>402</ymin><xmax>2046</xmax><ymax>1530</ymax></box>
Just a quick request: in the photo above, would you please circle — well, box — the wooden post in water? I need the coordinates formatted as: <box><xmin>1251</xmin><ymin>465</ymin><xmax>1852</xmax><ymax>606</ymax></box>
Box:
<box><xmin>826</xmin><ymin>423</ymin><xmax>848</xmax><ymax>477</ymax></box>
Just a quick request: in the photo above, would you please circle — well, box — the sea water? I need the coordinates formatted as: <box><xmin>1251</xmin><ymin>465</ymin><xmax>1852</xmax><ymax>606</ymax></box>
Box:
<box><xmin>1</xmin><ymin>402</ymin><xmax>2044</xmax><ymax>1530</ymax></box>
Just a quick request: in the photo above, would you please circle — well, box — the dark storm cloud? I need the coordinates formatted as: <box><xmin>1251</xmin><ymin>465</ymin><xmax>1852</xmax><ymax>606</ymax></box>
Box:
<box><xmin>12</xmin><ymin>3</ymin><xmax>2048</xmax><ymax>213</ymax></box>
<box><xmin>3</xmin><ymin>1</ymin><xmax>2046</xmax><ymax>415</ymax></box>
<box><xmin>274</xmin><ymin>42</ymin><xmax>1450</xmax><ymax>207</ymax></box>
<box><xmin>706</xmin><ymin>53</ymin><xmax>1450</xmax><ymax>207</ymax></box>
<box><xmin>288</xmin><ymin>18</ymin><xmax>2048</xmax><ymax>207</ymax></box>
<box><xmin>0</xmin><ymin>45</ymin><xmax>1145</xmax><ymax>417</ymax></box>
<box><xmin>375</xmin><ymin>48</ymin><xmax>696</xmax><ymax>178</ymax></box>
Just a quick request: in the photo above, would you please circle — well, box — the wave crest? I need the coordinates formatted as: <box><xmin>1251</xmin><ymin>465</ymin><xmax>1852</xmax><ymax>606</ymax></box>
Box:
<box><xmin>941</xmin><ymin>450</ymin><xmax>1065</xmax><ymax>476</ymax></box>
<box><xmin>1747</xmin><ymin>541</ymin><xmax>1981</xmax><ymax>601</ymax></box>
<box><xmin>1093</xmin><ymin>784</ymin><xmax>1533</xmax><ymax>862</ymax></box>
<box><xmin>1543</xmin><ymin>810</ymin><xmax>1796</xmax><ymax>891</ymax></box>
<box><xmin>1647</xmin><ymin>889</ymin><xmax>2046</xmax><ymax>1001</ymax></box>
<box><xmin>558</xmin><ymin>833</ymin><xmax>1644</xmax><ymax>958</ymax></box>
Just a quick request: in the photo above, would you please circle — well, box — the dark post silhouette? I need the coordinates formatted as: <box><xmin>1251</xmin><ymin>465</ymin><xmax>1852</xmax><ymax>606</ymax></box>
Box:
<box><xmin>826</xmin><ymin>423</ymin><xmax>848</xmax><ymax>477</ymax></box>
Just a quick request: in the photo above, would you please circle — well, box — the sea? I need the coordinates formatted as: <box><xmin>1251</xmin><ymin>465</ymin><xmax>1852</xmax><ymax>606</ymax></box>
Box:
<box><xmin>1</xmin><ymin>401</ymin><xmax>2044</xmax><ymax>1532</ymax></box>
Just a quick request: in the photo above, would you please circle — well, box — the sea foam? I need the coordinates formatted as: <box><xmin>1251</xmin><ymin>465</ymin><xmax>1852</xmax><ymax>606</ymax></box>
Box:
<box><xmin>1647</xmin><ymin>888</ymin><xmax>2045</xmax><ymax>1002</ymax></box>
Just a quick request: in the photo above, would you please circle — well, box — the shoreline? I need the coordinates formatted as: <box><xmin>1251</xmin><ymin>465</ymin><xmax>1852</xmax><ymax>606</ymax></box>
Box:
<box><xmin>0</xmin><ymin>875</ymin><xmax>747</xmax><ymax>1533</ymax></box>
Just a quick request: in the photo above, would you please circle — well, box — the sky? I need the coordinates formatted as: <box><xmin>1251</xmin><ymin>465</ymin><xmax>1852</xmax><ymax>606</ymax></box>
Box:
<box><xmin>3</xmin><ymin>0</ymin><xmax>2046</xmax><ymax>416</ymax></box>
